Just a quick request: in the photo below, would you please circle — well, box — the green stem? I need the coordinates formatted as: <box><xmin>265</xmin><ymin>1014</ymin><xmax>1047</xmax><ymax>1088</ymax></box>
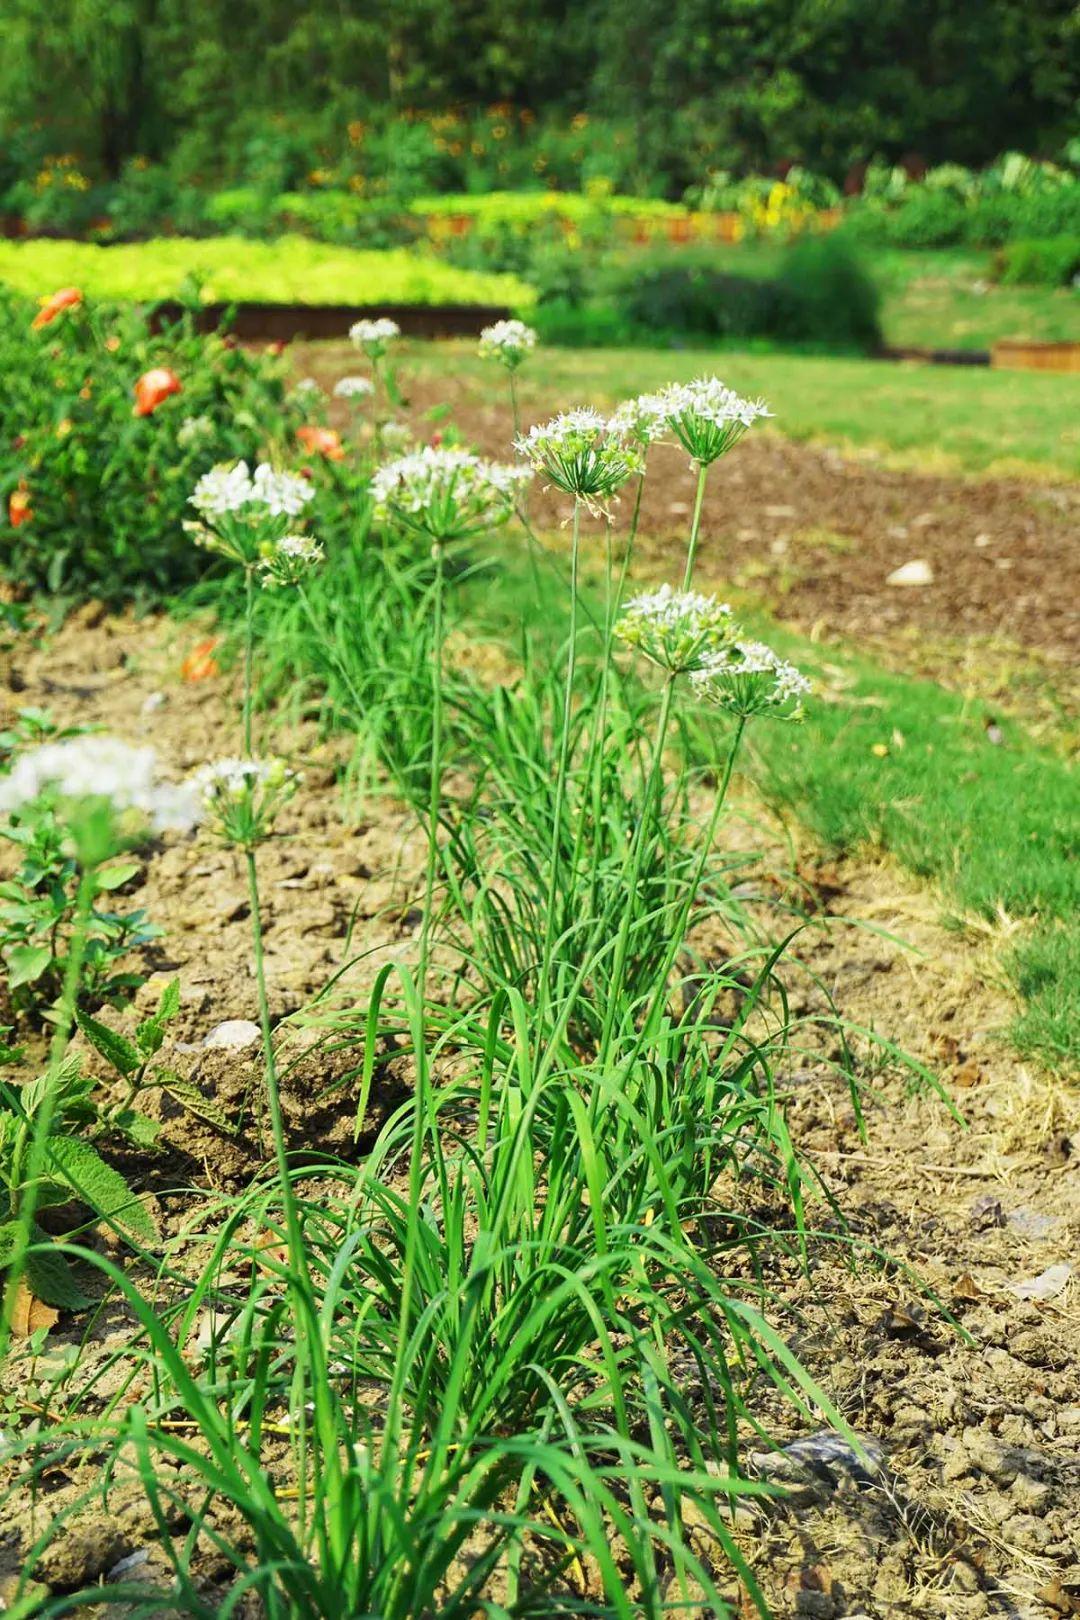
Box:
<box><xmin>598</xmin><ymin>675</ymin><xmax>677</xmax><ymax>1067</ymax></box>
<box><xmin>419</xmin><ymin>543</ymin><xmax>445</xmax><ymax>1005</ymax></box>
<box><xmin>242</xmin><ymin>565</ymin><xmax>256</xmax><ymax>758</ymax></box>
<box><xmin>384</xmin><ymin>540</ymin><xmax>445</xmax><ymax>1469</ymax></box>
<box><xmin>537</xmin><ymin>500</ymin><xmax>581</xmax><ymax>1014</ymax></box>
<box><xmin>244</xmin><ymin>846</ymin><xmax>336</xmax><ymax>1555</ymax></box>
<box><xmin>633</xmin><ymin>714</ymin><xmax>748</xmax><ymax>1050</ymax></box>
<box><xmin>508</xmin><ymin>369</ymin><xmax>521</xmax><ymax>441</ymax></box>
<box><xmin>0</xmin><ymin>864</ymin><xmax>95</xmax><ymax>1359</ymax></box>
<box><xmin>681</xmin><ymin>461</ymin><xmax>710</xmax><ymax>590</ymax></box>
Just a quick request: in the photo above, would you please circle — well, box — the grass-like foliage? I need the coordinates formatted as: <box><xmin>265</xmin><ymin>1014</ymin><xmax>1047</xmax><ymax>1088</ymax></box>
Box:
<box><xmin>2</xmin><ymin>332</ymin><xmax>879</xmax><ymax>1617</ymax></box>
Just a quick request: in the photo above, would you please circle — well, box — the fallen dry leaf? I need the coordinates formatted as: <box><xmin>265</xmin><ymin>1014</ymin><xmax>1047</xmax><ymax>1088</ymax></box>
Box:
<box><xmin>9</xmin><ymin>1279</ymin><xmax>59</xmax><ymax>1340</ymax></box>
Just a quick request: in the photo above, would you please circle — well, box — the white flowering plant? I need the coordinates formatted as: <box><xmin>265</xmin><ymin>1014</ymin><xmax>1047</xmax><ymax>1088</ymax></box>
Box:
<box><xmin>478</xmin><ymin>320</ymin><xmax>537</xmax><ymax>371</ymax></box>
<box><xmin>655</xmin><ymin>377</ymin><xmax>771</xmax><ymax>467</ymax></box>
<box><xmin>349</xmin><ymin>317</ymin><xmax>401</xmax><ymax>360</ymax></box>
<box><xmin>372</xmin><ymin>447</ymin><xmax>529</xmax><ymax>546</ymax></box>
<box><xmin>614</xmin><ymin>585</ymin><xmax>735</xmax><ymax>674</ymax></box>
<box><xmin>514</xmin><ymin>408</ymin><xmax>643</xmax><ymax>506</ymax></box>
<box><xmin>187</xmin><ymin>461</ymin><xmax>316</xmax><ymax>568</ymax></box>
<box><xmin>0</xmin><ymin>736</ymin><xmax>196</xmax><ymax>1020</ymax></box>
<box><xmin>259</xmin><ymin>532</ymin><xmax>325</xmax><ymax>589</ymax></box>
<box><xmin>690</xmin><ymin>640</ymin><xmax>811</xmax><ymax>720</ymax></box>
<box><xmin>191</xmin><ymin>757</ymin><xmax>298</xmax><ymax>851</ymax></box>
<box><xmin>608</xmin><ymin>392</ymin><xmax>670</xmax><ymax>447</ymax></box>
<box><xmin>332</xmin><ymin>375</ymin><xmax>374</xmax><ymax>401</ymax></box>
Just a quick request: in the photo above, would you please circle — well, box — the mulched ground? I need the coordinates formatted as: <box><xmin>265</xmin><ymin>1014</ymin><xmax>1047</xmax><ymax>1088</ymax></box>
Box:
<box><xmin>1</xmin><ymin>612</ymin><xmax>1076</xmax><ymax>1617</ymax></box>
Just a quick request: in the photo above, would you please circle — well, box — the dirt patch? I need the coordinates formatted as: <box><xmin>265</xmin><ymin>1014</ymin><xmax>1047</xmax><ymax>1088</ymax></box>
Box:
<box><xmin>1</xmin><ymin>612</ymin><xmax>1077</xmax><ymax>1616</ymax></box>
<box><xmin>314</xmin><ymin>359</ymin><xmax>1080</xmax><ymax>712</ymax></box>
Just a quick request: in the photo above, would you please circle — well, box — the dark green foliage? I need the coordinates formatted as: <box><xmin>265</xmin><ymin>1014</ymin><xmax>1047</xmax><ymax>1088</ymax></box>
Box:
<box><xmin>542</xmin><ymin>238</ymin><xmax>882</xmax><ymax>353</ymax></box>
<box><xmin>772</xmin><ymin>235</ymin><xmax>883</xmax><ymax>352</ymax></box>
<box><xmin>0</xmin><ymin>0</ymin><xmax>1076</xmax><ymax>198</ymax></box>
<box><xmin>0</xmin><ymin>288</ymin><xmax>294</xmax><ymax>600</ymax></box>
<box><xmin>996</xmin><ymin>235</ymin><xmax>1080</xmax><ymax>285</ymax></box>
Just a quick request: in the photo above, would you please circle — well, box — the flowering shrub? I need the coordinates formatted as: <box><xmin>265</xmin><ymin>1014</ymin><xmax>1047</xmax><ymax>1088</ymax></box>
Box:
<box><xmin>0</xmin><ymin>288</ymin><xmax>294</xmax><ymax>598</ymax></box>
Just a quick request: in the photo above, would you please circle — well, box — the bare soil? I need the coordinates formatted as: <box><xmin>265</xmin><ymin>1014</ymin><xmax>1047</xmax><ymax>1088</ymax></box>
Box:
<box><xmin>0</xmin><ymin>609</ymin><xmax>1077</xmax><ymax>1618</ymax></box>
<box><xmin>313</xmin><ymin>361</ymin><xmax>1080</xmax><ymax>718</ymax></box>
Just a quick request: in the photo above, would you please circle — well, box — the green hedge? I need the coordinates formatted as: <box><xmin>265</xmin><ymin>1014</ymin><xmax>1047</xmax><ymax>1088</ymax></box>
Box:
<box><xmin>541</xmin><ymin>237</ymin><xmax>882</xmax><ymax>353</ymax></box>
<box><xmin>995</xmin><ymin>236</ymin><xmax>1080</xmax><ymax>286</ymax></box>
<box><xmin>0</xmin><ymin>237</ymin><xmax>534</xmax><ymax>309</ymax></box>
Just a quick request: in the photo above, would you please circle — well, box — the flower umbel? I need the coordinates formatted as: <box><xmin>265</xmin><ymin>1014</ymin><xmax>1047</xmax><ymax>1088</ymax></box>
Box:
<box><xmin>615</xmin><ymin>585</ymin><xmax>734</xmax><ymax>674</ymax></box>
<box><xmin>514</xmin><ymin>408</ymin><xmax>642</xmax><ymax>505</ymax></box>
<box><xmin>656</xmin><ymin>377</ymin><xmax>771</xmax><ymax>465</ymax></box>
<box><xmin>372</xmin><ymin>447</ymin><xmax>528</xmax><ymax>545</ymax></box>
<box><xmin>0</xmin><ymin>736</ymin><xmax>199</xmax><ymax>834</ymax></box>
<box><xmin>478</xmin><ymin>319</ymin><xmax>537</xmax><ymax>370</ymax></box>
<box><xmin>609</xmin><ymin>392</ymin><xmax>669</xmax><ymax>447</ymax></box>
<box><xmin>349</xmin><ymin>317</ymin><xmax>400</xmax><ymax>359</ymax></box>
<box><xmin>259</xmin><ymin>532</ymin><xmax>324</xmax><ymax>588</ymax></box>
<box><xmin>187</xmin><ymin>461</ymin><xmax>315</xmax><ymax>567</ymax></box>
<box><xmin>190</xmin><ymin>758</ymin><xmax>298</xmax><ymax>850</ymax></box>
<box><xmin>332</xmin><ymin>375</ymin><xmax>374</xmax><ymax>400</ymax></box>
<box><xmin>690</xmin><ymin>641</ymin><xmax>810</xmax><ymax>720</ymax></box>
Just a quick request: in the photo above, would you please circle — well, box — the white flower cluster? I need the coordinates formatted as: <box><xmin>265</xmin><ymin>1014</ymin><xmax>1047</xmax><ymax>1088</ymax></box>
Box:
<box><xmin>614</xmin><ymin>585</ymin><xmax>734</xmax><ymax>673</ymax></box>
<box><xmin>189</xmin><ymin>461</ymin><xmax>314</xmax><ymax>523</ymax></box>
<box><xmin>609</xmin><ymin>393</ymin><xmax>669</xmax><ymax>446</ymax></box>
<box><xmin>292</xmin><ymin>377</ymin><xmax>322</xmax><ymax>396</ymax></box>
<box><xmin>478</xmin><ymin>319</ymin><xmax>537</xmax><ymax>368</ymax></box>
<box><xmin>349</xmin><ymin>317</ymin><xmax>401</xmax><ymax>355</ymax></box>
<box><xmin>190</xmin><ymin>757</ymin><xmax>298</xmax><ymax>848</ymax></box>
<box><xmin>190</xmin><ymin>758</ymin><xmax>290</xmax><ymax>801</ymax></box>
<box><xmin>177</xmin><ymin>414</ymin><xmax>214</xmax><ymax>449</ymax></box>
<box><xmin>514</xmin><ymin>408</ymin><xmax>643</xmax><ymax>503</ymax></box>
<box><xmin>654</xmin><ymin>377</ymin><xmax>771</xmax><ymax>465</ymax></box>
<box><xmin>372</xmin><ymin>446</ymin><xmax>528</xmax><ymax>543</ymax></box>
<box><xmin>259</xmin><ymin>532</ymin><xmax>324</xmax><ymax>589</ymax></box>
<box><xmin>332</xmin><ymin>375</ymin><xmax>374</xmax><ymax>400</ymax></box>
<box><xmin>0</xmin><ymin>737</ymin><xmax>198</xmax><ymax>832</ymax></box>
<box><xmin>690</xmin><ymin>640</ymin><xmax>810</xmax><ymax>720</ymax></box>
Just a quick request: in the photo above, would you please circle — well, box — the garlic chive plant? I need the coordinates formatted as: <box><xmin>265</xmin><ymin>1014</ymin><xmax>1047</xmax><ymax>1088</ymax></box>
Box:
<box><xmin>349</xmin><ymin>316</ymin><xmax>400</xmax><ymax>444</ymax></box>
<box><xmin>478</xmin><ymin>317</ymin><xmax>537</xmax><ymax>436</ymax></box>
<box><xmin>654</xmin><ymin>377</ymin><xmax>772</xmax><ymax>585</ymax></box>
<box><xmin>373</xmin><ymin>445</ymin><xmax>526</xmax><ymax>998</ymax></box>
<box><xmin>514</xmin><ymin>408</ymin><xmax>643</xmax><ymax>1010</ymax></box>
<box><xmin>187</xmin><ymin>460</ymin><xmax>315</xmax><ymax>753</ymax></box>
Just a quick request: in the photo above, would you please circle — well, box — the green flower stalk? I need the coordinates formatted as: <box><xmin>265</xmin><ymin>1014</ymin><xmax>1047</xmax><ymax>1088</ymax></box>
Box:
<box><xmin>187</xmin><ymin>460</ymin><xmax>315</xmax><ymax>754</ymax></box>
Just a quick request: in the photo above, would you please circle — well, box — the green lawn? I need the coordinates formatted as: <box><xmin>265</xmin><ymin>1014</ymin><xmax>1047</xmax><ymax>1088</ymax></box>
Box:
<box><xmin>870</xmin><ymin>248</ymin><xmax>1080</xmax><ymax>350</ymax></box>
<box><xmin>749</xmin><ymin>641</ymin><xmax>1078</xmax><ymax>1072</ymax></box>
<box><xmin>0</xmin><ymin>236</ymin><xmax>533</xmax><ymax>309</ymax></box>
<box><xmin>398</xmin><ymin>340</ymin><xmax>1080</xmax><ymax>478</ymax></box>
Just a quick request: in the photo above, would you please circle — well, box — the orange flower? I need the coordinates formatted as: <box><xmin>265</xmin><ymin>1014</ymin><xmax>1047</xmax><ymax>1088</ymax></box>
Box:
<box><xmin>180</xmin><ymin>637</ymin><xmax>220</xmax><ymax>683</ymax></box>
<box><xmin>133</xmin><ymin>367</ymin><xmax>182</xmax><ymax>417</ymax></box>
<box><xmin>297</xmin><ymin>424</ymin><xmax>345</xmax><ymax>461</ymax></box>
<box><xmin>31</xmin><ymin>286</ymin><xmax>82</xmax><ymax>331</ymax></box>
<box><xmin>8</xmin><ymin>485</ymin><xmax>32</xmax><ymax>527</ymax></box>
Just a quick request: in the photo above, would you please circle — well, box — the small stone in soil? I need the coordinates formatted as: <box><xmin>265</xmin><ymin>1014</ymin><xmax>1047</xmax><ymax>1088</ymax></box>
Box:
<box><xmin>886</xmin><ymin>558</ymin><xmax>934</xmax><ymax>587</ymax></box>
<box><xmin>1009</xmin><ymin>1263</ymin><xmax>1072</xmax><ymax>1302</ymax></box>
<box><xmin>203</xmin><ymin>1019</ymin><xmax>261</xmax><ymax>1051</ymax></box>
<box><xmin>1006</xmin><ymin>1205</ymin><xmax>1060</xmax><ymax>1240</ymax></box>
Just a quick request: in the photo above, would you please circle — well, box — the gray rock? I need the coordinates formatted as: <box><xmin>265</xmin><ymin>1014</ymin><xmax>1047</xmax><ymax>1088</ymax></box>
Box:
<box><xmin>203</xmin><ymin>1019</ymin><xmax>261</xmax><ymax>1051</ymax></box>
<box><xmin>1009</xmin><ymin>1263</ymin><xmax>1072</xmax><ymax>1301</ymax></box>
